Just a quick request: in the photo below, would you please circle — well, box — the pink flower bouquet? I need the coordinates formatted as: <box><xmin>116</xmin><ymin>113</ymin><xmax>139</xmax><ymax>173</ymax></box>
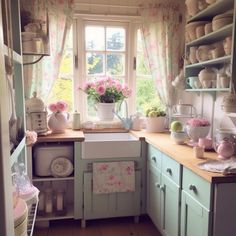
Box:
<box><xmin>80</xmin><ymin>76</ymin><xmax>132</xmax><ymax>103</ymax></box>
<box><xmin>48</xmin><ymin>101</ymin><xmax>68</xmax><ymax>113</ymax></box>
<box><xmin>186</xmin><ymin>118</ymin><xmax>210</xmax><ymax>142</ymax></box>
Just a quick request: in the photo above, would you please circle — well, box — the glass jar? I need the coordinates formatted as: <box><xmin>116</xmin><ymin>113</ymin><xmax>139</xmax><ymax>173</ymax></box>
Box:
<box><xmin>44</xmin><ymin>187</ymin><xmax>53</xmax><ymax>215</ymax></box>
<box><xmin>55</xmin><ymin>189</ymin><xmax>67</xmax><ymax>216</ymax></box>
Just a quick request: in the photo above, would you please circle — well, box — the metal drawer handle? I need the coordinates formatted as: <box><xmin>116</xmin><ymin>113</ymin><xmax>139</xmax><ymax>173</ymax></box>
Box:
<box><xmin>166</xmin><ymin>168</ymin><xmax>172</xmax><ymax>175</ymax></box>
<box><xmin>155</xmin><ymin>183</ymin><xmax>161</xmax><ymax>188</ymax></box>
<box><xmin>152</xmin><ymin>156</ymin><xmax>156</xmax><ymax>163</ymax></box>
<box><xmin>189</xmin><ymin>184</ymin><xmax>197</xmax><ymax>192</ymax></box>
<box><xmin>160</xmin><ymin>185</ymin><xmax>165</xmax><ymax>191</ymax></box>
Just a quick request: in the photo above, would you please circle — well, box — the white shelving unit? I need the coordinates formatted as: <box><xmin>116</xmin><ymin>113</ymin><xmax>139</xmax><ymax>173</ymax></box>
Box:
<box><xmin>184</xmin><ymin>0</ymin><xmax>235</xmax><ymax>95</ymax></box>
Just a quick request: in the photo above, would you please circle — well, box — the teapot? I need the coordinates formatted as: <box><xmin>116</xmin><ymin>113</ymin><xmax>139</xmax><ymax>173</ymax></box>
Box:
<box><xmin>215</xmin><ymin>138</ymin><xmax>234</xmax><ymax>159</ymax></box>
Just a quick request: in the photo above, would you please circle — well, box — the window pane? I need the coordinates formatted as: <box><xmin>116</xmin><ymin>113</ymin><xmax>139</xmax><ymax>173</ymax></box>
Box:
<box><xmin>136</xmin><ymin>77</ymin><xmax>161</xmax><ymax>114</ymax></box>
<box><xmin>106</xmin><ymin>27</ymin><xmax>125</xmax><ymax>51</ymax></box>
<box><xmin>85</xmin><ymin>26</ymin><xmax>105</xmax><ymax>50</ymax></box>
<box><xmin>107</xmin><ymin>54</ymin><xmax>125</xmax><ymax>76</ymax></box>
<box><xmin>86</xmin><ymin>52</ymin><xmax>104</xmax><ymax>75</ymax></box>
<box><xmin>137</xmin><ymin>52</ymin><xmax>150</xmax><ymax>76</ymax></box>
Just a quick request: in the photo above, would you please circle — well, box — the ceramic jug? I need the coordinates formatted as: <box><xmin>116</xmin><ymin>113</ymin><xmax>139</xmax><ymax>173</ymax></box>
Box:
<box><xmin>48</xmin><ymin>111</ymin><xmax>69</xmax><ymax>134</ymax></box>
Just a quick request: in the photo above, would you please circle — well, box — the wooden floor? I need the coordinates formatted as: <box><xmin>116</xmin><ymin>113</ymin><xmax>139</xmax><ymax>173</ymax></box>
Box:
<box><xmin>33</xmin><ymin>215</ymin><xmax>162</xmax><ymax>236</ymax></box>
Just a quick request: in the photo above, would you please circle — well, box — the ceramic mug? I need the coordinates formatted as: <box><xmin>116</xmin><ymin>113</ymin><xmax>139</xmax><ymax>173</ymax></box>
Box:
<box><xmin>187</xmin><ymin>76</ymin><xmax>200</xmax><ymax>89</ymax></box>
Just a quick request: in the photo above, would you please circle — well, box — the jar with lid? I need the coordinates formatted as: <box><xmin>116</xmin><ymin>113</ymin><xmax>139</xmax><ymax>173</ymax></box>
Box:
<box><xmin>44</xmin><ymin>187</ymin><xmax>53</xmax><ymax>215</ymax></box>
<box><xmin>55</xmin><ymin>189</ymin><xmax>67</xmax><ymax>216</ymax></box>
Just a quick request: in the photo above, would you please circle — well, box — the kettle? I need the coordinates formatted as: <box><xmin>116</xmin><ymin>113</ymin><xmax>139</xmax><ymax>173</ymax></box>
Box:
<box><xmin>216</xmin><ymin>138</ymin><xmax>234</xmax><ymax>160</ymax></box>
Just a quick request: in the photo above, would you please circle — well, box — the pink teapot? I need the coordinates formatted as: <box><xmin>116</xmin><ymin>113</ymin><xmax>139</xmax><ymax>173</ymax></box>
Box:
<box><xmin>216</xmin><ymin>138</ymin><xmax>234</xmax><ymax>160</ymax></box>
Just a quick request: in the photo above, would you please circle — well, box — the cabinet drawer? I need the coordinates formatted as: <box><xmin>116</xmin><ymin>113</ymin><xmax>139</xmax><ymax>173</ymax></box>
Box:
<box><xmin>182</xmin><ymin>167</ymin><xmax>211</xmax><ymax>210</ymax></box>
<box><xmin>162</xmin><ymin>153</ymin><xmax>181</xmax><ymax>186</ymax></box>
<box><xmin>147</xmin><ymin>145</ymin><xmax>162</xmax><ymax>170</ymax></box>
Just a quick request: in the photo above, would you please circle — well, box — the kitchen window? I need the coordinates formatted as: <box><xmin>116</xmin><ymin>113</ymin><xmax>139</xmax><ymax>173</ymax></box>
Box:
<box><xmin>74</xmin><ymin>17</ymin><xmax>161</xmax><ymax>120</ymax></box>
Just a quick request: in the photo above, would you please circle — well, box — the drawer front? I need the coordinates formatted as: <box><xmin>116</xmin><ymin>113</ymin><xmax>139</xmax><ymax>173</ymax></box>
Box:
<box><xmin>162</xmin><ymin>153</ymin><xmax>181</xmax><ymax>186</ymax></box>
<box><xmin>182</xmin><ymin>167</ymin><xmax>211</xmax><ymax>210</ymax></box>
<box><xmin>147</xmin><ymin>144</ymin><xmax>162</xmax><ymax>170</ymax></box>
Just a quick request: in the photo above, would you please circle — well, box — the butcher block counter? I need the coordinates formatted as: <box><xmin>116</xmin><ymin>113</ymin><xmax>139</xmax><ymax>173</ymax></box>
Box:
<box><xmin>131</xmin><ymin>130</ymin><xmax>236</xmax><ymax>183</ymax></box>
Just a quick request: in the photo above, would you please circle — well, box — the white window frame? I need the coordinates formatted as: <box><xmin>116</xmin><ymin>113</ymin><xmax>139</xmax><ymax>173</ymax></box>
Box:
<box><xmin>73</xmin><ymin>16</ymin><xmax>140</xmax><ymax>121</ymax></box>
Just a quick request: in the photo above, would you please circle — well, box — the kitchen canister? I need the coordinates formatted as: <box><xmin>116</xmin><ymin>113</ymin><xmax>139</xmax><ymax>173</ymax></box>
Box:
<box><xmin>72</xmin><ymin>110</ymin><xmax>81</xmax><ymax>130</ymax></box>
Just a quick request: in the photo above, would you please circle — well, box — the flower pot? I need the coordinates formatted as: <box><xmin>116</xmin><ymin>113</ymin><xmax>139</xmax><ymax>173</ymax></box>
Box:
<box><xmin>96</xmin><ymin>103</ymin><xmax>115</xmax><ymax>121</ymax></box>
<box><xmin>146</xmin><ymin>117</ymin><xmax>166</xmax><ymax>133</ymax></box>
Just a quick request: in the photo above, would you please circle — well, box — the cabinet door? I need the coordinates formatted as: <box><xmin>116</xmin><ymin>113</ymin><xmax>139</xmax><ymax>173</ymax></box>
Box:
<box><xmin>181</xmin><ymin>191</ymin><xmax>210</xmax><ymax>236</ymax></box>
<box><xmin>83</xmin><ymin>171</ymin><xmax>141</xmax><ymax>220</ymax></box>
<box><xmin>146</xmin><ymin>164</ymin><xmax>162</xmax><ymax>229</ymax></box>
<box><xmin>161</xmin><ymin>175</ymin><xmax>180</xmax><ymax>236</ymax></box>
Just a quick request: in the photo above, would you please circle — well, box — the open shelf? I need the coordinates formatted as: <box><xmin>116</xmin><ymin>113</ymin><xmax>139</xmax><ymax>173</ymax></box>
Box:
<box><xmin>35</xmin><ymin>203</ymin><xmax>74</xmax><ymax>221</ymax></box>
<box><xmin>32</xmin><ymin>176</ymin><xmax>74</xmax><ymax>182</ymax></box>
<box><xmin>186</xmin><ymin>24</ymin><xmax>233</xmax><ymax>47</ymax></box>
<box><xmin>187</xmin><ymin>0</ymin><xmax>234</xmax><ymax>22</ymax></box>
<box><xmin>185</xmin><ymin>55</ymin><xmax>231</xmax><ymax>69</ymax></box>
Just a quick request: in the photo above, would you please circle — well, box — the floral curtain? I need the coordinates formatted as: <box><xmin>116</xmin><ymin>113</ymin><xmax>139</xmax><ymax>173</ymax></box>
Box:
<box><xmin>139</xmin><ymin>0</ymin><xmax>184</xmax><ymax>108</ymax></box>
<box><xmin>22</xmin><ymin>0</ymin><xmax>73</xmax><ymax>100</ymax></box>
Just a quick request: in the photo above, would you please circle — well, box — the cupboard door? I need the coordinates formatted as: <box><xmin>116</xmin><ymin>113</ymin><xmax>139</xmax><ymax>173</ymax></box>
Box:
<box><xmin>83</xmin><ymin>171</ymin><xmax>141</xmax><ymax>220</ymax></box>
<box><xmin>146</xmin><ymin>164</ymin><xmax>162</xmax><ymax>230</ymax></box>
<box><xmin>161</xmin><ymin>175</ymin><xmax>180</xmax><ymax>236</ymax></box>
<box><xmin>181</xmin><ymin>191</ymin><xmax>210</xmax><ymax>236</ymax></box>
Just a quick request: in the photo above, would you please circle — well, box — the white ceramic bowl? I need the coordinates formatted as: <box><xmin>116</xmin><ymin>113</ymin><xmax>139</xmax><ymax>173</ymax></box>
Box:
<box><xmin>186</xmin><ymin>125</ymin><xmax>210</xmax><ymax>142</ymax></box>
<box><xmin>171</xmin><ymin>131</ymin><xmax>187</xmax><ymax>145</ymax></box>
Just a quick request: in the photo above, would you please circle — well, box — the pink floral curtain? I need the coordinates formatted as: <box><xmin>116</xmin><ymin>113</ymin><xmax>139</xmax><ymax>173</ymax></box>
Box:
<box><xmin>139</xmin><ymin>1</ymin><xmax>184</xmax><ymax>108</ymax></box>
<box><xmin>22</xmin><ymin>0</ymin><xmax>73</xmax><ymax>100</ymax></box>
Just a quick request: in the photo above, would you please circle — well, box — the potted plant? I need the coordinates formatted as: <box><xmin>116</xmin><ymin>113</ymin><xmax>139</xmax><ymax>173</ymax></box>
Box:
<box><xmin>145</xmin><ymin>106</ymin><xmax>167</xmax><ymax>132</ymax></box>
<box><xmin>80</xmin><ymin>76</ymin><xmax>132</xmax><ymax>121</ymax></box>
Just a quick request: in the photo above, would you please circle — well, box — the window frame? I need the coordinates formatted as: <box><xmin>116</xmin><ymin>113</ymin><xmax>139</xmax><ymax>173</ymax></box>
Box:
<box><xmin>73</xmin><ymin>16</ymin><xmax>140</xmax><ymax>121</ymax></box>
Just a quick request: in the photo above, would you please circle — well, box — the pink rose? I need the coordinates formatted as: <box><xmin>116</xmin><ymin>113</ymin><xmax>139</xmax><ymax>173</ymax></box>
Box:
<box><xmin>122</xmin><ymin>85</ymin><xmax>132</xmax><ymax>97</ymax></box>
<box><xmin>48</xmin><ymin>103</ymin><xmax>57</xmax><ymax>112</ymax></box>
<box><xmin>96</xmin><ymin>85</ymin><xmax>106</xmax><ymax>95</ymax></box>
<box><xmin>56</xmin><ymin>101</ymin><xmax>67</xmax><ymax>112</ymax></box>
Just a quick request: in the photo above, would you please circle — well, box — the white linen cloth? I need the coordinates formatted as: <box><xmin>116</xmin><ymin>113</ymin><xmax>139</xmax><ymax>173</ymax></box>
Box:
<box><xmin>198</xmin><ymin>157</ymin><xmax>236</xmax><ymax>175</ymax></box>
<box><xmin>92</xmin><ymin>161</ymin><xmax>135</xmax><ymax>194</ymax></box>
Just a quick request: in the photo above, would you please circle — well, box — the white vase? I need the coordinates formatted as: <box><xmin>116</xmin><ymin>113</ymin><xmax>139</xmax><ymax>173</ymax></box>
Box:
<box><xmin>146</xmin><ymin>117</ymin><xmax>166</xmax><ymax>133</ymax></box>
<box><xmin>96</xmin><ymin>103</ymin><xmax>115</xmax><ymax>121</ymax></box>
<box><xmin>48</xmin><ymin>111</ymin><xmax>68</xmax><ymax>133</ymax></box>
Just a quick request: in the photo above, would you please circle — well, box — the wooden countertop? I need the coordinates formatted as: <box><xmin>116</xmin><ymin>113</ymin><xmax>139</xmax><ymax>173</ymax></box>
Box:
<box><xmin>36</xmin><ymin>129</ymin><xmax>236</xmax><ymax>183</ymax></box>
<box><xmin>37</xmin><ymin>129</ymin><xmax>85</xmax><ymax>142</ymax></box>
<box><xmin>131</xmin><ymin>130</ymin><xmax>236</xmax><ymax>183</ymax></box>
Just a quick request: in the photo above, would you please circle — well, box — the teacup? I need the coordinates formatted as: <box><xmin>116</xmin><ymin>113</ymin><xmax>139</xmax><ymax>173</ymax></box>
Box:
<box><xmin>198</xmin><ymin>138</ymin><xmax>213</xmax><ymax>150</ymax></box>
<box><xmin>186</xmin><ymin>76</ymin><xmax>200</xmax><ymax>89</ymax></box>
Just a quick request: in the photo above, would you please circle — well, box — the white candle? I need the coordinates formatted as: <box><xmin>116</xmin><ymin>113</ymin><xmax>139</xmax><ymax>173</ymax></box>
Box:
<box><xmin>56</xmin><ymin>192</ymin><xmax>63</xmax><ymax>211</ymax></box>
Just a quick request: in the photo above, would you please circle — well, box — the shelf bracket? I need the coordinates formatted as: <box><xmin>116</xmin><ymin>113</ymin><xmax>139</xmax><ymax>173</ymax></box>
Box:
<box><xmin>23</xmin><ymin>55</ymin><xmax>45</xmax><ymax>66</ymax></box>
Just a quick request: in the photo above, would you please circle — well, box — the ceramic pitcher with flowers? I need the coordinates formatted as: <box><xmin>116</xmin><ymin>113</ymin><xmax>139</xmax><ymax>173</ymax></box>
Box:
<box><xmin>80</xmin><ymin>76</ymin><xmax>132</xmax><ymax>121</ymax></box>
<box><xmin>48</xmin><ymin>101</ymin><xmax>69</xmax><ymax>133</ymax></box>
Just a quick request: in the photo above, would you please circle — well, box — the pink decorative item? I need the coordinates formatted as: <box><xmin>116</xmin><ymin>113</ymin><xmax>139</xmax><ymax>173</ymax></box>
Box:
<box><xmin>216</xmin><ymin>139</ymin><xmax>234</xmax><ymax>160</ymax></box>
<box><xmin>48</xmin><ymin>101</ymin><xmax>69</xmax><ymax>133</ymax></box>
<box><xmin>25</xmin><ymin>130</ymin><xmax>38</xmax><ymax>146</ymax></box>
<box><xmin>198</xmin><ymin>137</ymin><xmax>213</xmax><ymax>150</ymax></box>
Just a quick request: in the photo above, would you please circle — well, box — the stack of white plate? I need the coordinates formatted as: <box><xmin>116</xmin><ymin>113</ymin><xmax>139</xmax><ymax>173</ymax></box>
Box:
<box><xmin>14</xmin><ymin>198</ymin><xmax>28</xmax><ymax>236</ymax></box>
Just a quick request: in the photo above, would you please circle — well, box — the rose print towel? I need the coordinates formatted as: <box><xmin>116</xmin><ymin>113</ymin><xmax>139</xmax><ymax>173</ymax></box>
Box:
<box><xmin>93</xmin><ymin>161</ymin><xmax>135</xmax><ymax>194</ymax></box>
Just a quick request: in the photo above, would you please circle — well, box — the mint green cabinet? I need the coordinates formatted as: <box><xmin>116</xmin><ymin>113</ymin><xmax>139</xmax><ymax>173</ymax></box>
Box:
<box><xmin>83</xmin><ymin>170</ymin><xmax>141</xmax><ymax>220</ymax></box>
<box><xmin>161</xmin><ymin>175</ymin><xmax>180</xmax><ymax>236</ymax></box>
<box><xmin>181</xmin><ymin>191</ymin><xmax>210</xmax><ymax>236</ymax></box>
<box><xmin>146</xmin><ymin>164</ymin><xmax>162</xmax><ymax>229</ymax></box>
<box><xmin>147</xmin><ymin>145</ymin><xmax>181</xmax><ymax>236</ymax></box>
<box><xmin>181</xmin><ymin>167</ymin><xmax>211</xmax><ymax>236</ymax></box>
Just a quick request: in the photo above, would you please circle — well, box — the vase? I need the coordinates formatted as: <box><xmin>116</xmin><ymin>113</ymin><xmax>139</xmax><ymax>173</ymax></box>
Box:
<box><xmin>48</xmin><ymin>111</ymin><xmax>69</xmax><ymax>133</ymax></box>
<box><xmin>96</xmin><ymin>103</ymin><xmax>116</xmax><ymax>121</ymax></box>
